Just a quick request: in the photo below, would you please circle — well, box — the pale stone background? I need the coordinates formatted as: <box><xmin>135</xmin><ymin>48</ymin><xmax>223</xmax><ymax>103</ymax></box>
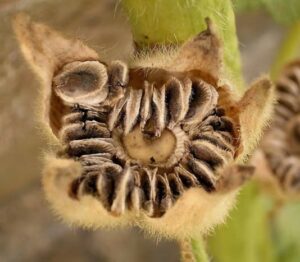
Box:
<box><xmin>0</xmin><ymin>0</ymin><xmax>285</xmax><ymax>261</ymax></box>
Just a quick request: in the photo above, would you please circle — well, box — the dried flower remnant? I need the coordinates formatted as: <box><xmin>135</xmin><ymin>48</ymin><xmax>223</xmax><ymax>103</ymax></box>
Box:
<box><xmin>13</xmin><ymin>14</ymin><xmax>274</xmax><ymax>238</ymax></box>
<box><xmin>254</xmin><ymin>61</ymin><xmax>300</xmax><ymax>199</ymax></box>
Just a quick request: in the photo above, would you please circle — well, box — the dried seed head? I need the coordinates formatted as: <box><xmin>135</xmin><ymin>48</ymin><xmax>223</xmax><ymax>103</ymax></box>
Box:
<box><xmin>258</xmin><ymin>61</ymin><xmax>300</xmax><ymax>198</ymax></box>
<box><xmin>14</xmin><ymin>15</ymin><xmax>275</xmax><ymax>238</ymax></box>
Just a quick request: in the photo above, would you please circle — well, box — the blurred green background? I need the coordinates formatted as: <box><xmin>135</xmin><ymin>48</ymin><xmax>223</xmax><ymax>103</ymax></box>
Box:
<box><xmin>0</xmin><ymin>0</ymin><xmax>299</xmax><ymax>261</ymax></box>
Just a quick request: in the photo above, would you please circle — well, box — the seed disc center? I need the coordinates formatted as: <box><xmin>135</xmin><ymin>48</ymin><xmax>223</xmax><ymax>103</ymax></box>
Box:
<box><xmin>122</xmin><ymin>126</ymin><xmax>176</xmax><ymax>165</ymax></box>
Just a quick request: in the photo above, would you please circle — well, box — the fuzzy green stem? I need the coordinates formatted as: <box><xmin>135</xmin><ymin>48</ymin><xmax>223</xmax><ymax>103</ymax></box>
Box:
<box><xmin>121</xmin><ymin>0</ymin><xmax>244</xmax><ymax>92</ymax></box>
<box><xmin>191</xmin><ymin>237</ymin><xmax>210</xmax><ymax>262</ymax></box>
<box><xmin>271</xmin><ymin>21</ymin><xmax>300</xmax><ymax>80</ymax></box>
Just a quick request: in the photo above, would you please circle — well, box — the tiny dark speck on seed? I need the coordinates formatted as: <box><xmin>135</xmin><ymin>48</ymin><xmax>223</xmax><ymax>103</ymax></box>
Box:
<box><xmin>150</xmin><ymin>157</ymin><xmax>156</xmax><ymax>163</ymax></box>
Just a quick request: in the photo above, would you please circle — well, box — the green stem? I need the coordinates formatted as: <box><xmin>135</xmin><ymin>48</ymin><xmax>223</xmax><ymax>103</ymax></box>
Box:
<box><xmin>121</xmin><ymin>0</ymin><xmax>244</xmax><ymax>92</ymax></box>
<box><xmin>191</xmin><ymin>237</ymin><xmax>210</xmax><ymax>262</ymax></box>
<box><xmin>270</xmin><ymin>21</ymin><xmax>300</xmax><ymax>80</ymax></box>
<box><xmin>120</xmin><ymin>0</ymin><xmax>243</xmax><ymax>260</ymax></box>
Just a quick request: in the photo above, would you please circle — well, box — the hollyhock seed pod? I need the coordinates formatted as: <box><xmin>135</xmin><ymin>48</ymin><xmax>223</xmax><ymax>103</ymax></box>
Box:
<box><xmin>13</xmin><ymin>14</ymin><xmax>274</xmax><ymax>239</ymax></box>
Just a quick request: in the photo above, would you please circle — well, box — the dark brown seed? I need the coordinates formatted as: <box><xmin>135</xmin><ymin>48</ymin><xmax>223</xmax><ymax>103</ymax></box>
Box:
<box><xmin>184</xmin><ymin>80</ymin><xmax>218</xmax><ymax>124</ymax></box>
<box><xmin>61</xmin><ymin>121</ymin><xmax>110</xmax><ymax>143</ymax></box>
<box><xmin>130</xmin><ymin>171</ymin><xmax>145</xmax><ymax>212</ymax></box>
<box><xmin>193</xmin><ymin>133</ymin><xmax>234</xmax><ymax>154</ymax></box>
<box><xmin>82</xmin><ymin>173</ymin><xmax>99</xmax><ymax>196</ymax></box>
<box><xmin>165</xmin><ymin>78</ymin><xmax>185</xmax><ymax>127</ymax></box>
<box><xmin>108</xmin><ymin>95</ymin><xmax>128</xmax><ymax>130</ymax></box>
<box><xmin>186</xmin><ymin>155</ymin><xmax>216</xmax><ymax>191</ymax></box>
<box><xmin>111</xmin><ymin>167</ymin><xmax>135</xmax><ymax>216</ymax></box>
<box><xmin>150</xmin><ymin>85</ymin><xmax>166</xmax><ymax>137</ymax></box>
<box><xmin>141</xmin><ymin>168</ymin><xmax>157</xmax><ymax>217</ymax></box>
<box><xmin>190</xmin><ymin>141</ymin><xmax>225</xmax><ymax>169</ymax></box>
<box><xmin>107</xmin><ymin>60</ymin><xmax>128</xmax><ymax>88</ymax></box>
<box><xmin>124</xmin><ymin>88</ymin><xmax>143</xmax><ymax>134</ymax></box>
<box><xmin>79</xmin><ymin>153</ymin><xmax>112</xmax><ymax>164</ymax></box>
<box><xmin>67</xmin><ymin>138</ymin><xmax>115</xmax><ymax>157</ymax></box>
<box><xmin>167</xmin><ymin>173</ymin><xmax>184</xmax><ymax>198</ymax></box>
<box><xmin>140</xmin><ymin>81</ymin><xmax>153</xmax><ymax>130</ymax></box>
<box><xmin>174</xmin><ymin>165</ymin><xmax>198</xmax><ymax>188</ymax></box>
<box><xmin>156</xmin><ymin>174</ymin><xmax>173</xmax><ymax>216</ymax></box>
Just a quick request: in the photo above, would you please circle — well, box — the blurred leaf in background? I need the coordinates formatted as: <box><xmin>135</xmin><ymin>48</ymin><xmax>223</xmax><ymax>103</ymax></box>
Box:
<box><xmin>274</xmin><ymin>203</ymin><xmax>300</xmax><ymax>262</ymax></box>
<box><xmin>209</xmin><ymin>183</ymin><xmax>275</xmax><ymax>262</ymax></box>
<box><xmin>233</xmin><ymin>0</ymin><xmax>264</xmax><ymax>12</ymax></box>
<box><xmin>234</xmin><ymin>0</ymin><xmax>300</xmax><ymax>25</ymax></box>
<box><xmin>209</xmin><ymin>183</ymin><xmax>300</xmax><ymax>262</ymax></box>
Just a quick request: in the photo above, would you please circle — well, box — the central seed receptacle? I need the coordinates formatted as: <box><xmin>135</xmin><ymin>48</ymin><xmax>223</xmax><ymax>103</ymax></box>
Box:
<box><xmin>122</xmin><ymin>127</ymin><xmax>176</xmax><ymax>165</ymax></box>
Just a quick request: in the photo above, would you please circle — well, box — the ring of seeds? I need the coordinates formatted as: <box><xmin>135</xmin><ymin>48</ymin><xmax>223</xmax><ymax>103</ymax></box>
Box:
<box><xmin>54</xmin><ymin>60</ymin><xmax>240</xmax><ymax>218</ymax></box>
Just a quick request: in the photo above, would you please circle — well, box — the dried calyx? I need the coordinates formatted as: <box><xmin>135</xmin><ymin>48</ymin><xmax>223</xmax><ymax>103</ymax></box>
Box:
<box><xmin>14</xmin><ymin>15</ymin><xmax>275</xmax><ymax>235</ymax></box>
<box><xmin>55</xmin><ymin>61</ymin><xmax>239</xmax><ymax>217</ymax></box>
